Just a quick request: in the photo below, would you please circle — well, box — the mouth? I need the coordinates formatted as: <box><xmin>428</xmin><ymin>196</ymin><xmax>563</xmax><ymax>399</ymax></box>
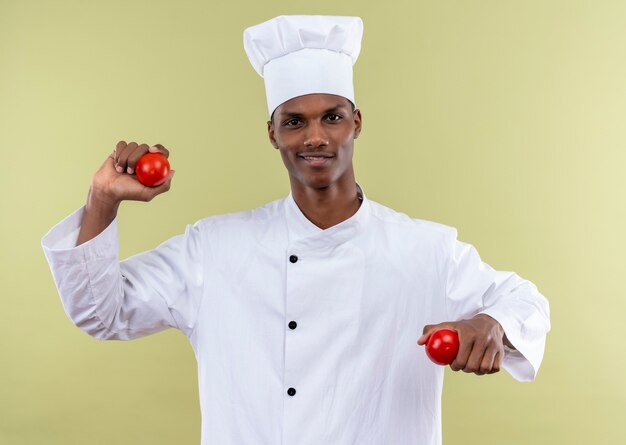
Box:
<box><xmin>298</xmin><ymin>152</ymin><xmax>335</xmax><ymax>167</ymax></box>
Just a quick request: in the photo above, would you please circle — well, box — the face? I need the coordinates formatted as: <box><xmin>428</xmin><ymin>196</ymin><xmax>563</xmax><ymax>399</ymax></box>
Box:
<box><xmin>267</xmin><ymin>93</ymin><xmax>362</xmax><ymax>192</ymax></box>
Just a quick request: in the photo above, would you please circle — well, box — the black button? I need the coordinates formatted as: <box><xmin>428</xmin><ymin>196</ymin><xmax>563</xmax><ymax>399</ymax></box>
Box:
<box><xmin>287</xmin><ymin>387</ymin><xmax>296</xmax><ymax>396</ymax></box>
<box><xmin>288</xmin><ymin>321</ymin><xmax>297</xmax><ymax>330</ymax></box>
<box><xmin>289</xmin><ymin>255</ymin><xmax>298</xmax><ymax>263</ymax></box>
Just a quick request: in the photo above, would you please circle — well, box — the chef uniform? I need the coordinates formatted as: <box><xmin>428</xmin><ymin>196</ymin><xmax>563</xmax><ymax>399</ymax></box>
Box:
<box><xmin>42</xmin><ymin>15</ymin><xmax>551</xmax><ymax>445</ymax></box>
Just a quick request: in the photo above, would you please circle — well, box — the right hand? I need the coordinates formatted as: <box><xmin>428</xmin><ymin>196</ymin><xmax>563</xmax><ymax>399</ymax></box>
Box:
<box><xmin>90</xmin><ymin>141</ymin><xmax>176</xmax><ymax>207</ymax></box>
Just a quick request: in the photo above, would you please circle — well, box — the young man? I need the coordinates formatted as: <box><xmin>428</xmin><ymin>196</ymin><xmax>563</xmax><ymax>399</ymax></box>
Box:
<box><xmin>42</xmin><ymin>15</ymin><xmax>550</xmax><ymax>445</ymax></box>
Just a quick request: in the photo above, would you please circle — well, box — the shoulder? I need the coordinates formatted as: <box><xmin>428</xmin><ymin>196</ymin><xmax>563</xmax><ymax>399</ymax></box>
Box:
<box><xmin>362</xmin><ymin>199</ymin><xmax>457</xmax><ymax>275</ymax></box>
<box><xmin>191</xmin><ymin>196</ymin><xmax>285</xmax><ymax>233</ymax></box>
<box><xmin>367</xmin><ymin>199</ymin><xmax>458</xmax><ymax>241</ymax></box>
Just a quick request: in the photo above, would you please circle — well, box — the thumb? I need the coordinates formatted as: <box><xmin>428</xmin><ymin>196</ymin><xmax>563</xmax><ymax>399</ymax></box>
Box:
<box><xmin>142</xmin><ymin>169</ymin><xmax>175</xmax><ymax>200</ymax></box>
<box><xmin>155</xmin><ymin>169</ymin><xmax>175</xmax><ymax>192</ymax></box>
<box><xmin>417</xmin><ymin>322</ymin><xmax>455</xmax><ymax>345</ymax></box>
<box><xmin>417</xmin><ymin>324</ymin><xmax>437</xmax><ymax>346</ymax></box>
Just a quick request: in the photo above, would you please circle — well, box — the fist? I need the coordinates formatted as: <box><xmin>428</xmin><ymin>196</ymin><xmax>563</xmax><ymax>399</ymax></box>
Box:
<box><xmin>90</xmin><ymin>141</ymin><xmax>175</xmax><ymax>206</ymax></box>
<box><xmin>113</xmin><ymin>141</ymin><xmax>170</xmax><ymax>176</ymax></box>
<box><xmin>417</xmin><ymin>314</ymin><xmax>506</xmax><ymax>375</ymax></box>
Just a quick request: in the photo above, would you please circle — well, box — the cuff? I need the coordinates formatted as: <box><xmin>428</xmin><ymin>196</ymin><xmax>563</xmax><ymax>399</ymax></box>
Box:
<box><xmin>41</xmin><ymin>205</ymin><xmax>119</xmax><ymax>263</ymax></box>
<box><xmin>477</xmin><ymin>308</ymin><xmax>542</xmax><ymax>382</ymax></box>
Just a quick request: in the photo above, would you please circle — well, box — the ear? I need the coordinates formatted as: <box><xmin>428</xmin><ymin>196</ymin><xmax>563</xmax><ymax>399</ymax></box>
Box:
<box><xmin>267</xmin><ymin>120</ymin><xmax>278</xmax><ymax>149</ymax></box>
<box><xmin>353</xmin><ymin>109</ymin><xmax>362</xmax><ymax>139</ymax></box>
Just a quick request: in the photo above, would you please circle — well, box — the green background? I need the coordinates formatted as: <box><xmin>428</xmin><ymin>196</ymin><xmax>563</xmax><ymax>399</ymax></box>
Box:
<box><xmin>1</xmin><ymin>0</ymin><xmax>624</xmax><ymax>443</ymax></box>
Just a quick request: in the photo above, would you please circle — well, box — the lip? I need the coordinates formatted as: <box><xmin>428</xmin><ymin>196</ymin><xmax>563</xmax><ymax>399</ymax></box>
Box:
<box><xmin>298</xmin><ymin>152</ymin><xmax>335</xmax><ymax>167</ymax></box>
<box><xmin>298</xmin><ymin>152</ymin><xmax>335</xmax><ymax>158</ymax></box>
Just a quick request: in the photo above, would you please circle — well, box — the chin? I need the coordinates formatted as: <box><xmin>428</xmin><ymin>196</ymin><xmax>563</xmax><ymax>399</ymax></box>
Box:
<box><xmin>305</xmin><ymin>179</ymin><xmax>333</xmax><ymax>189</ymax></box>
<box><xmin>294</xmin><ymin>173</ymin><xmax>334</xmax><ymax>190</ymax></box>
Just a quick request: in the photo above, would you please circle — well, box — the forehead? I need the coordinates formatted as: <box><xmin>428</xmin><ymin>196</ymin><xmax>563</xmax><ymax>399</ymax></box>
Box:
<box><xmin>275</xmin><ymin>93</ymin><xmax>352</xmax><ymax>116</ymax></box>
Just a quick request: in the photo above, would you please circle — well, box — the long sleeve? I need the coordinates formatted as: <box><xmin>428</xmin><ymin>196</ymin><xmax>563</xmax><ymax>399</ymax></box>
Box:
<box><xmin>41</xmin><ymin>206</ymin><xmax>206</xmax><ymax>340</ymax></box>
<box><xmin>443</xmin><ymin>228</ymin><xmax>551</xmax><ymax>382</ymax></box>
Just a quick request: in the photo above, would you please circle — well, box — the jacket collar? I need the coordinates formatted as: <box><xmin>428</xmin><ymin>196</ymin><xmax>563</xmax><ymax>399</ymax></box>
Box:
<box><xmin>284</xmin><ymin>182</ymin><xmax>370</xmax><ymax>249</ymax></box>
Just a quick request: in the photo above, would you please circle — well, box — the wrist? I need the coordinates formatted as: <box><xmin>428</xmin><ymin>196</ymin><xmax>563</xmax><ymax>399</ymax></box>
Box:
<box><xmin>86</xmin><ymin>185</ymin><xmax>121</xmax><ymax>218</ymax></box>
<box><xmin>474</xmin><ymin>313</ymin><xmax>498</xmax><ymax>325</ymax></box>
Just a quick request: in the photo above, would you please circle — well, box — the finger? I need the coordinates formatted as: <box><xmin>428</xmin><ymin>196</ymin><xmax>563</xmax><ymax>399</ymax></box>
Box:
<box><xmin>114</xmin><ymin>141</ymin><xmax>127</xmax><ymax>166</ymax></box>
<box><xmin>127</xmin><ymin>144</ymin><xmax>150</xmax><ymax>174</ymax></box>
<box><xmin>418</xmin><ymin>323</ymin><xmax>456</xmax><ymax>345</ymax></box>
<box><xmin>479</xmin><ymin>343</ymin><xmax>499</xmax><ymax>375</ymax></box>
<box><xmin>417</xmin><ymin>324</ymin><xmax>434</xmax><ymax>345</ymax></box>
<box><xmin>489</xmin><ymin>350</ymin><xmax>502</xmax><ymax>374</ymax></box>
<box><xmin>463</xmin><ymin>340</ymin><xmax>488</xmax><ymax>374</ymax></box>
<box><xmin>150</xmin><ymin>143</ymin><xmax>170</xmax><ymax>158</ymax></box>
<box><xmin>117</xmin><ymin>142</ymin><xmax>139</xmax><ymax>171</ymax></box>
<box><xmin>117</xmin><ymin>141</ymin><xmax>138</xmax><ymax>172</ymax></box>
<box><xmin>450</xmin><ymin>337</ymin><xmax>475</xmax><ymax>371</ymax></box>
<box><xmin>141</xmin><ymin>170</ymin><xmax>175</xmax><ymax>201</ymax></box>
<box><xmin>102</xmin><ymin>153</ymin><xmax>118</xmax><ymax>173</ymax></box>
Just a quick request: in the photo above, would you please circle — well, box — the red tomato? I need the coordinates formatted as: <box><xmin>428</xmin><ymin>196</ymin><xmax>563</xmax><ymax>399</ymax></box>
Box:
<box><xmin>135</xmin><ymin>153</ymin><xmax>170</xmax><ymax>187</ymax></box>
<box><xmin>425</xmin><ymin>329</ymin><xmax>459</xmax><ymax>366</ymax></box>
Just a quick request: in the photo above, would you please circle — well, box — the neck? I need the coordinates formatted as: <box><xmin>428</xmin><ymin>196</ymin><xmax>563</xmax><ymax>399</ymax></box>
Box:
<box><xmin>290</xmin><ymin>176</ymin><xmax>362</xmax><ymax>230</ymax></box>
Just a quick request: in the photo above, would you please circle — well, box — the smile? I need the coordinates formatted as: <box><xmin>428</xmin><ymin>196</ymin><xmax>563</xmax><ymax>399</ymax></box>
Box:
<box><xmin>298</xmin><ymin>154</ymin><xmax>335</xmax><ymax>167</ymax></box>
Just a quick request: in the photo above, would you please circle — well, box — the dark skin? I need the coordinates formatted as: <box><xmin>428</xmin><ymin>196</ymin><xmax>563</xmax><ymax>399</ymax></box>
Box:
<box><xmin>418</xmin><ymin>314</ymin><xmax>515</xmax><ymax>375</ymax></box>
<box><xmin>76</xmin><ymin>142</ymin><xmax>174</xmax><ymax>245</ymax></box>
<box><xmin>267</xmin><ymin>93</ymin><xmax>362</xmax><ymax>229</ymax></box>
<box><xmin>76</xmin><ymin>93</ymin><xmax>515</xmax><ymax>375</ymax></box>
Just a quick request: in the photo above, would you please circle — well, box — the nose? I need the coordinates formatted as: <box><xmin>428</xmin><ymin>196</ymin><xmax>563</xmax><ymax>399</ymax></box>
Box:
<box><xmin>303</xmin><ymin>122</ymin><xmax>329</xmax><ymax>148</ymax></box>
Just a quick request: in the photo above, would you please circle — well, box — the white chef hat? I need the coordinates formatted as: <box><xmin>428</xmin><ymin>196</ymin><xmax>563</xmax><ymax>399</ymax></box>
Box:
<box><xmin>243</xmin><ymin>15</ymin><xmax>363</xmax><ymax>118</ymax></box>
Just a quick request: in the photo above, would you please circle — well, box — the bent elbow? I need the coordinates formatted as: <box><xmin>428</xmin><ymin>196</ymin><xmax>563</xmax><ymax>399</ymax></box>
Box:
<box><xmin>64</xmin><ymin>306</ymin><xmax>122</xmax><ymax>341</ymax></box>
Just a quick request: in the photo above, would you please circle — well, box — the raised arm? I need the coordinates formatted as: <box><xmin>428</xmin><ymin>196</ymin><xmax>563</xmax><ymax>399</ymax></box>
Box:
<box><xmin>42</xmin><ymin>141</ymin><xmax>205</xmax><ymax>341</ymax></box>
<box><xmin>77</xmin><ymin>141</ymin><xmax>174</xmax><ymax>245</ymax></box>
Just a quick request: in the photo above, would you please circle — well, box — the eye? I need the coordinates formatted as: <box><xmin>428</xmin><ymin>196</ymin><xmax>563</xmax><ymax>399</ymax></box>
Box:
<box><xmin>283</xmin><ymin>118</ymin><xmax>301</xmax><ymax>127</ymax></box>
<box><xmin>326</xmin><ymin>113</ymin><xmax>342</xmax><ymax>122</ymax></box>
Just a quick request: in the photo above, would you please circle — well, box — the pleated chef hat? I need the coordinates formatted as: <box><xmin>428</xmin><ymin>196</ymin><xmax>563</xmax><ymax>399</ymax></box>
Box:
<box><xmin>243</xmin><ymin>15</ymin><xmax>363</xmax><ymax>118</ymax></box>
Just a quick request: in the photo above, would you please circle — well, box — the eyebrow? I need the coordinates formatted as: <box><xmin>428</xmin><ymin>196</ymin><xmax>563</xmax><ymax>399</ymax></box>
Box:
<box><xmin>278</xmin><ymin>104</ymin><xmax>348</xmax><ymax>119</ymax></box>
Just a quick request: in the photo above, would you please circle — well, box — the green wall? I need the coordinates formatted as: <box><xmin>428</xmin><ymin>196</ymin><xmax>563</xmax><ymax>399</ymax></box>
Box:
<box><xmin>1</xmin><ymin>0</ymin><xmax>624</xmax><ymax>443</ymax></box>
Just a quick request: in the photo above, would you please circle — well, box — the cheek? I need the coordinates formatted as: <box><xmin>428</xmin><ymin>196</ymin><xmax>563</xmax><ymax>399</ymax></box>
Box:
<box><xmin>337</xmin><ymin>140</ymin><xmax>354</xmax><ymax>159</ymax></box>
<box><xmin>277</xmin><ymin>149</ymin><xmax>289</xmax><ymax>164</ymax></box>
<box><xmin>278</xmin><ymin>148</ymin><xmax>297</xmax><ymax>170</ymax></box>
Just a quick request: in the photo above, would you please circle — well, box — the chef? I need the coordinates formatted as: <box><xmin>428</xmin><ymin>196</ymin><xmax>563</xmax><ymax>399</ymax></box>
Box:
<box><xmin>42</xmin><ymin>14</ymin><xmax>551</xmax><ymax>445</ymax></box>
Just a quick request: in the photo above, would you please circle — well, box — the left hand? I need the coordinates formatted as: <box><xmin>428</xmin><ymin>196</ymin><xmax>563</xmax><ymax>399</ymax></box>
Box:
<box><xmin>417</xmin><ymin>314</ymin><xmax>505</xmax><ymax>375</ymax></box>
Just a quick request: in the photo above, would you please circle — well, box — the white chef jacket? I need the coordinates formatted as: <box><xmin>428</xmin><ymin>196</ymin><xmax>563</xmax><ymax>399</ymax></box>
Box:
<box><xmin>41</xmin><ymin>184</ymin><xmax>550</xmax><ymax>445</ymax></box>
